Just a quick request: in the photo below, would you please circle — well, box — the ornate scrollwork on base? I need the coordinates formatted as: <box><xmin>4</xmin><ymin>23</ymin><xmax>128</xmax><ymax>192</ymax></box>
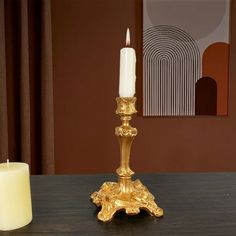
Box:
<box><xmin>91</xmin><ymin>179</ymin><xmax>163</xmax><ymax>222</ymax></box>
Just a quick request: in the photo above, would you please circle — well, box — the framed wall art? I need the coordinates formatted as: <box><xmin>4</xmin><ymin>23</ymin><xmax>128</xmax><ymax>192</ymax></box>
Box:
<box><xmin>143</xmin><ymin>0</ymin><xmax>230</xmax><ymax>116</ymax></box>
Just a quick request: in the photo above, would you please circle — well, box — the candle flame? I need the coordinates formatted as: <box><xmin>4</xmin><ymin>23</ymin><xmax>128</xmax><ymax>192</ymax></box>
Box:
<box><xmin>7</xmin><ymin>159</ymin><xmax>9</xmax><ymax>168</ymax></box>
<box><xmin>126</xmin><ymin>28</ymin><xmax>130</xmax><ymax>46</ymax></box>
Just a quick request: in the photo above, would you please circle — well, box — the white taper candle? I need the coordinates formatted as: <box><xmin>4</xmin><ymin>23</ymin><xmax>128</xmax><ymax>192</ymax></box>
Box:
<box><xmin>119</xmin><ymin>28</ymin><xmax>136</xmax><ymax>97</ymax></box>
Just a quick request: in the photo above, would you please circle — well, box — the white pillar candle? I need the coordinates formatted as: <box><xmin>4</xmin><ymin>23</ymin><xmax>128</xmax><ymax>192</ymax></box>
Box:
<box><xmin>0</xmin><ymin>161</ymin><xmax>32</xmax><ymax>231</ymax></box>
<box><xmin>119</xmin><ymin>28</ymin><xmax>136</xmax><ymax>97</ymax></box>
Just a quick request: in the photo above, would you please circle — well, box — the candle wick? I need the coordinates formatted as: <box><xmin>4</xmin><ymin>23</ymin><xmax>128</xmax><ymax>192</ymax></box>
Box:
<box><xmin>126</xmin><ymin>28</ymin><xmax>130</xmax><ymax>46</ymax></box>
<box><xmin>7</xmin><ymin>159</ymin><xmax>9</xmax><ymax>168</ymax></box>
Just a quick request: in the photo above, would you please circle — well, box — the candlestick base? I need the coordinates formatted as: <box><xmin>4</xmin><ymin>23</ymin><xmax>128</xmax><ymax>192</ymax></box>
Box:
<box><xmin>91</xmin><ymin>178</ymin><xmax>163</xmax><ymax>222</ymax></box>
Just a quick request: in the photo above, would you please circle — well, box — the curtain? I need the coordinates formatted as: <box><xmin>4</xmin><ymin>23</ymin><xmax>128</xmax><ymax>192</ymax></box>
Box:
<box><xmin>0</xmin><ymin>0</ymin><xmax>55</xmax><ymax>174</ymax></box>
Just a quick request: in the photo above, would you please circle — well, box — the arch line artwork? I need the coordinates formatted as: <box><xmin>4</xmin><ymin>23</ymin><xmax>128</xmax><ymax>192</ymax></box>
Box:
<box><xmin>143</xmin><ymin>25</ymin><xmax>201</xmax><ymax>116</ymax></box>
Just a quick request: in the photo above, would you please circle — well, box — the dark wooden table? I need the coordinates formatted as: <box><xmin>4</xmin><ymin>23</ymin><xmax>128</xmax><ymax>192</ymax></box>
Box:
<box><xmin>2</xmin><ymin>173</ymin><xmax>236</xmax><ymax>235</ymax></box>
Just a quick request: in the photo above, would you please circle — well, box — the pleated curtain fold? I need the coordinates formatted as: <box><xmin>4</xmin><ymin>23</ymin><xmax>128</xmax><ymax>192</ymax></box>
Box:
<box><xmin>0</xmin><ymin>0</ymin><xmax>55</xmax><ymax>174</ymax></box>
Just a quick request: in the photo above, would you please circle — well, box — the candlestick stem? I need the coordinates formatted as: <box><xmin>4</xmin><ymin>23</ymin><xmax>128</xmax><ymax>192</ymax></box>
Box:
<box><xmin>91</xmin><ymin>97</ymin><xmax>163</xmax><ymax>222</ymax></box>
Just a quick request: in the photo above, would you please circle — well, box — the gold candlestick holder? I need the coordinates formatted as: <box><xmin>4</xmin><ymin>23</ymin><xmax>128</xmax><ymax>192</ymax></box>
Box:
<box><xmin>91</xmin><ymin>97</ymin><xmax>163</xmax><ymax>222</ymax></box>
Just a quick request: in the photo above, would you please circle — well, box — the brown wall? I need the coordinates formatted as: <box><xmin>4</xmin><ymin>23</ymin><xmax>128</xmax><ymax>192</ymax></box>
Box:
<box><xmin>51</xmin><ymin>0</ymin><xmax>236</xmax><ymax>174</ymax></box>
